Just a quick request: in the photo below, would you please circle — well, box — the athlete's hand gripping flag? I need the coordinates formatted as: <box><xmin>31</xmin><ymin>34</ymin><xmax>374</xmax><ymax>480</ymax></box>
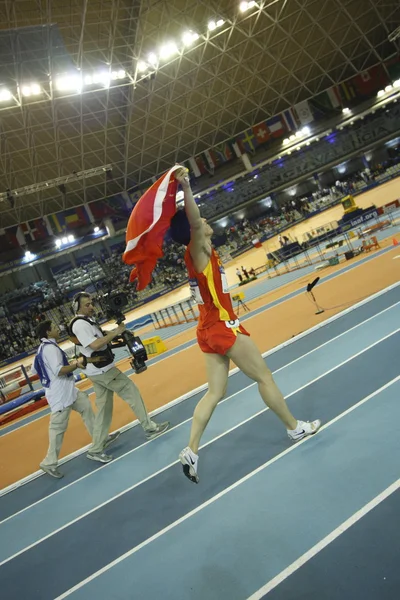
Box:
<box><xmin>122</xmin><ymin>165</ymin><xmax>187</xmax><ymax>290</ymax></box>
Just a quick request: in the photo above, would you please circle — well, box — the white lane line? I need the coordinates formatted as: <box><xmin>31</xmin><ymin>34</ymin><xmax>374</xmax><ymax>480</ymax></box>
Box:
<box><xmin>0</xmin><ymin>333</ymin><xmax>399</xmax><ymax>568</ymax></box>
<box><xmin>247</xmin><ymin>477</ymin><xmax>400</xmax><ymax>599</ymax></box>
<box><xmin>55</xmin><ymin>375</ymin><xmax>400</xmax><ymax>599</ymax></box>
<box><xmin>2</xmin><ymin>277</ymin><xmax>399</xmax><ymax>498</ymax></box>
<box><xmin>2</xmin><ymin>272</ymin><xmax>399</xmax><ymax>439</ymax></box>
<box><xmin>0</xmin><ymin>320</ymin><xmax>399</xmax><ymax>530</ymax></box>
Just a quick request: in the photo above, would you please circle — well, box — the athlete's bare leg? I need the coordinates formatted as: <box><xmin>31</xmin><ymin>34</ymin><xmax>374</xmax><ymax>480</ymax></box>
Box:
<box><xmin>227</xmin><ymin>333</ymin><xmax>298</xmax><ymax>430</ymax></box>
<box><xmin>188</xmin><ymin>352</ymin><xmax>230</xmax><ymax>454</ymax></box>
<box><xmin>180</xmin><ymin>333</ymin><xmax>320</xmax><ymax>483</ymax></box>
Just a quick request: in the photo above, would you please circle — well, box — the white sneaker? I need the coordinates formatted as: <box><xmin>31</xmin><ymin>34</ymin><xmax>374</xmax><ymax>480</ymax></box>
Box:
<box><xmin>287</xmin><ymin>419</ymin><xmax>322</xmax><ymax>442</ymax></box>
<box><xmin>179</xmin><ymin>447</ymin><xmax>199</xmax><ymax>484</ymax></box>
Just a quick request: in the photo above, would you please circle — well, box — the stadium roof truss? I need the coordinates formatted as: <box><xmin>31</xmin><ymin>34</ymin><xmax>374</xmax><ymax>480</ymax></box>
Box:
<box><xmin>0</xmin><ymin>0</ymin><xmax>399</xmax><ymax>228</ymax></box>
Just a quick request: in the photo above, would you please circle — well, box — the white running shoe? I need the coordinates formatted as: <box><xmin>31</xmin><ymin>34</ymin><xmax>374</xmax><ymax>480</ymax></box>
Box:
<box><xmin>179</xmin><ymin>447</ymin><xmax>199</xmax><ymax>484</ymax></box>
<box><xmin>287</xmin><ymin>419</ymin><xmax>322</xmax><ymax>442</ymax></box>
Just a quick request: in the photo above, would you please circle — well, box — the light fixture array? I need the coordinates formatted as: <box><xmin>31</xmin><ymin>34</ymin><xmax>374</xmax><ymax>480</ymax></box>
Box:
<box><xmin>134</xmin><ymin>2</ymin><xmax>259</xmax><ymax>77</ymax></box>
<box><xmin>0</xmin><ymin>70</ymin><xmax>128</xmax><ymax>105</ymax></box>
<box><xmin>0</xmin><ymin>3</ymin><xmax>261</xmax><ymax>107</ymax></box>
<box><xmin>55</xmin><ymin>235</ymin><xmax>75</xmax><ymax>249</ymax></box>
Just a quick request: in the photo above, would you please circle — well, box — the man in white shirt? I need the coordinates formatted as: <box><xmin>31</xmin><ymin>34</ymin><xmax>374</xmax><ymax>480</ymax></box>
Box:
<box><xmin>70</xmin><ymin>292</ymin><xmax>169</xmax><ymax>463</ymax></box>
<box><xmin>31</xmin><ymin>320</ymin><xmax>97</xmax><ymax>478</ymax></box>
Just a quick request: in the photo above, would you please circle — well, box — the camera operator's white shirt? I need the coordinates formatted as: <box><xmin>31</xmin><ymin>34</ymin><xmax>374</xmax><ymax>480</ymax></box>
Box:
<box><xmin>72</xmin><ymin>316</ymin><xmax>115</xmax><ymax>376</ymax></box>
<box><xmin>31</xmin><ymin>338</ymin><xmax>78</xmax><ymax>412</ymax></box>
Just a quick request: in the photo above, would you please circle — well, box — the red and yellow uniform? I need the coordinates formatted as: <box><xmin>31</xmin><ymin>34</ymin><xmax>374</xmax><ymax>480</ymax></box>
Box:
<box><xmin>185</xmin><ymin>247</ymin><xmax>250</xmax><ymax>354</ymax></box>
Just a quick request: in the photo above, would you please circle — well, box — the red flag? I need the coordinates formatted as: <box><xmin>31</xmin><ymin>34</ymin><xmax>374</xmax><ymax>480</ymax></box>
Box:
<box><xmin>122</xmin><ymin>165</ymin><xmax>182</xmax><ymax>290</ymax></box>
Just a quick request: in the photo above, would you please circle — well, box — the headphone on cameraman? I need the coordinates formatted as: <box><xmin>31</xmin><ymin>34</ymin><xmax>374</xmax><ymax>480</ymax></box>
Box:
<box><xmin>72</xmin><ymin>292</ymin><xmax>89</xmax><ymax>314</ymax></box>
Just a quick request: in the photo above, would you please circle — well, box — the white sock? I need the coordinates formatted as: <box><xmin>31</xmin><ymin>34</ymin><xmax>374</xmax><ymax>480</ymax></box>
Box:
<box><xmin>187</xmin><ymin>447</ymin><xmax>198</xmax><ymax>460</ymax></box>
<box><xmin>288</xmin><ymin>420</ymin><xmax>302</xmax><ymax>433</ymax></box>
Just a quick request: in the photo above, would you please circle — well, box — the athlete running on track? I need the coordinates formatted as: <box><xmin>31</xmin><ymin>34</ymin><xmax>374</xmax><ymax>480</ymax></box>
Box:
<box><xmin>169</xmin><ymin>167</ymin><xmax>321</xmax><ymax>484</ymax></box>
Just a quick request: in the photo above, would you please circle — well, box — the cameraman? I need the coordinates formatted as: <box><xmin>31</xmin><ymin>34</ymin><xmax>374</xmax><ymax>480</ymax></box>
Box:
<box><xmin>32</xmin><ymin>320</ymin><xmax>95</xmax><ymax>478</ymax></box>
<box><xmin>70</xmin><ymin>292</ymin><xmax>169</xmax><ymax>463</ymax></box>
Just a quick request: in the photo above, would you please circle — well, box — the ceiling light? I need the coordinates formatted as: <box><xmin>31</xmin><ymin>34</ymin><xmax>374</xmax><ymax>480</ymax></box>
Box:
<box><xmin>137</xmin><ymin>61</ymin><xmax>148</xmax><ymax>73</ymax></box>
<box><xmin>393</xmin><ymin>79</ymin><xmax>400</xmax><ymax>88</ymax></box>
<box><xmin>84</xmin><ymin>75</ymin><xmax>93</xmax><ymax>85</ymax></box>
<box><xmin>21</xmin><ymin>83</ymin><xmax>41</xmax><ymax>97</ymax></box>
<box><xmin>208</xmin><ymin>20</ymin><xmax>217</xmax><ymax>31</ymax></box>
<box><xmin>117</xmin><ymin>70</ymin><xmax>126</xmax><ymax>79</ymax></box>
<box><xmin>68</xmin><ymin>235</ymin><xmax>75</xmax><ymax>243</ymax></box>
<box><xmin>55</xmin><ymin>74</ymin><xmax>82</xmax><ymax>93</ymax></box>
<box><xmin>301</xmin><ymin>126</ymin><xmax>310</xmax><ymax>135</ymax></box>
<box><xmin>296</xmin><ymin>131</ymin><xmax>302</xmax><ymax>138</ymax></box>
<box><xmin>159</xmin><ymin>42</ymin><xmax>179</xmax><ymax>60</ymax></box>
<box><xmin>0</xmin><ymin>89</ymin><xmax>12</xmax><ymax>102</ymax></box>
<box><xmin>148</xmin><ymin>53</ymin><xmax>158</xmax><ymax>67</ymax></box>
<box><xmin>385</xmin><ymin>85</ymin><xmax>393</xmax><ymax>93</ymax></box>
<box><xmin>289</xmin><ymin>135</ymin><xmax>296</xmax><ymax>141</ymax></box>
<box><xmin>377</xmin><ymin>90</ymin><xmax>385</xmax><ymax>97</ymax></box>
<box><xmin>97</xmin><ymin>71</ymin><xmax>111</xmax><ymax>87</ymax></box>
<box><xmin>240</xmin><ymin>1</ymin><xmax>256</xmax><ymax>12</ymax></box>
<box><xmin>110</xmin><ymin>71</ymin><xmax>119</xmax><ymax>80</ymax></box>
<box><xmin>342</xmin><ymin>107</ymin><xmax>351</xmax><ymax>115</ymax></box>
<box><xmin>55</xmin><ymin>239</ymin><xmax>62</xmax><ymax>248</ymax></box>
<box><xmin>216</xmin><ymin>19</ymin><xmax>225</xmax><ymax>27</ymax></box>
<box><xmin>182</xmin><ymin>31</ymin><xmax>199</xmax><ymax>46</ymax></box>
<box><xmin>62</xmin><ymin>236</ymin><xmax>68</xmax><ymax>244</ymax></box>
<box><xmin>94</xmin><ymin>226</ymin><xmax>100</xmax><ymax>233</ymax></box>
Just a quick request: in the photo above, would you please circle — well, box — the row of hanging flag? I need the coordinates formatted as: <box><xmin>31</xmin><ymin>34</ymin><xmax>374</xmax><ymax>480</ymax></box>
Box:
<box><xmin>181</xmin><ymin>57</ymin><xmax>400</xmax><ymax>177</ymax></box>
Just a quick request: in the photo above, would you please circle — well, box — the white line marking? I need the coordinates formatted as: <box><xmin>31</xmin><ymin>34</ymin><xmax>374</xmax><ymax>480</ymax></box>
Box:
<box><xmin>246</xmin><ymin>477</ymin><xmax>400</xmax><ymax>599</ymax></box>
<box><xmin>2</xmin><ymin>255</ymin><xmax>398</xmax><ymax>438</ymax></box>
<box><xmin>1</xmin><ymin>310</ymin><xmax>398</xmax><ymax>524</ymax></box>
<box><xmin>272</xmin><ymin>300</ymin><xmax>400</xmax><ymax>375</ymax></box>
<box><xmin>54</xmin><ymin>375</ymin><xmax>400</xmax><ymax>599</ymax></box>
<box><xmin>0</xmin><ymin>332</ymin><xmax>399</xmax><ymax>567</ymax></box>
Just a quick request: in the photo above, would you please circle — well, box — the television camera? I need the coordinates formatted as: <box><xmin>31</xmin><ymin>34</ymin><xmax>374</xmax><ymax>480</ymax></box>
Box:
<box><xmin>102</xmin><ymin>290</ymin><xmax>148</xmax><ymax>374</ymax></box>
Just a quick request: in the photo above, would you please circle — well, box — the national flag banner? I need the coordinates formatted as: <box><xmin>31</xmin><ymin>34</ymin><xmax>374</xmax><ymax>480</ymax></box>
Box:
<box><xmin>84</xmin><ymin>202</ymin><xmax>95</xmax><ymax>223</ymax></box>
<box><xmin>281</xmin><ymin>109</ymin><xmax>297</xmax><ymax>132</ymax></box>
<box><xmin>43</xmin><ymin>216</ymin><xmax>54</xmax><ymax>236</ymax></box>
<box><xmin>213</xmin><ymin>141</ymin><xmax>234</xmax><ymax>163</ymax></box>
<box><xmin>326</xmin><ymin>86</ymin><xmax>342</xmax><ymax>108</ymax></box>
<box><xmin>266</xmin><ymin>116</ymin><xmax>286</xmax><ymax>138</ymax></box>
<box><xmin>338</xmin><ymin>81</ymin><xmax>356</xmax><ymax>102</ymax></box>
<box><xmin>294</xmin><ymin>100</ymin><xmax>314</xmax><ymax>125</ymax></box>
<box><xmin>350</xmin><ymin>65</ymin><xmax>390</xmax><ymax>98</ymax></box>
<box><xmin>309</xmin><ymin>86</ymin><xmax>342</xmax><ymax>118</ymax></box>
<box><xmin>122</xmin><ymin>165</ymin><xmax>181</xmax><ymax>290</ymax></box>
<box><xmin>252</xmin><ymin>121</ymin><xmax>271</xmax><ymax>144</ymax></box>
<box><xmin>203</xmin><ymin>149</ymin><xmax>219</xmax><ymax>170</ymax></box>
<box><xmin>47</xmin><ymin>213</ymin><xmax>63</xmax><ymax>234</ymax></box>
<box><xmin>61</xmin><ymin>205</ymin><xmax>91</xmax><ymax>229</ymax></box>
<box><xmin>231</xmin><ymin>140</ymin><xmax>243</xmax><ymax>158</ymax></box>
<box><xmin>237</xmin><ymin>129</ymin><xmax>257</xmax><ymax>153</ymax></box>
<box><xmin>1</xmin><ymin>225</ymin><xmax>25</xmax><ymax>249</ymax></box>
<box><xmin>195</xmin><ymin>154</ymin><xmax>209</xmax><ymax>175</ymax></box>
<box><xmin>386</xmin><ymin>55</ymin><xmax>400</xmax><ymax>81</ymax></box>
<box><xmin>187</xmin><ymin>157</ymin><xmax>201</xmax><ymax>177</ymax></box>
<box><xmin>90</xmin><ymin>196</ymin><xmax>129</xmax><ymax>221</ymax></box>
<box><xmin>20</xmin><ymin>219</ymin><xmax>48</xmax><ymax>241</ymax></box>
